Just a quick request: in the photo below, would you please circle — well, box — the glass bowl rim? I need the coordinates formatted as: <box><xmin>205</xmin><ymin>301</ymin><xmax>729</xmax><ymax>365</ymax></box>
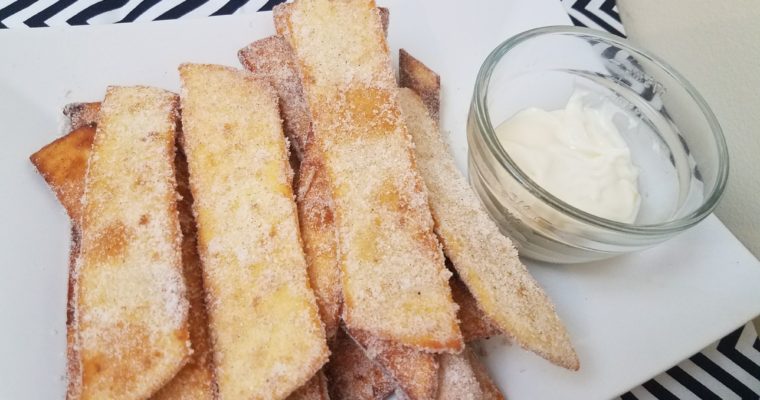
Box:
<box><xmin>472</xmin><ymin>25</ymin><xmax>729</xmax><ymax>235</ymax></box>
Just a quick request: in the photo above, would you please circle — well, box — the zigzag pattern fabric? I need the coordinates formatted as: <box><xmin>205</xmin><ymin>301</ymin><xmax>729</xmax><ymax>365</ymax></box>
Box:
<box><xmin>562</xmin><ymin>0</ymin><xmax>625</xmax><ymax>37</ymax></box>
<box><xmin>621</xmin><ymin>323</ymin><xmax>760</xmax><ymax>400</ymax></box>
<box><xmin>0</xmin><ymin>0</ymin><xmax>282</xmax><ymax>28</ymax></box>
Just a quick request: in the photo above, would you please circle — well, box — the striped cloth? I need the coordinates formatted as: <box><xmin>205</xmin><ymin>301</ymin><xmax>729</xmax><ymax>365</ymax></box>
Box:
<box><xmin>1</xmin><ymin>0</ymin><xmax>759</xmax><ymax>399</ymax></box>
<box><xmin>562</xmin><ymin>0</ymin><xmax>625</xmax><ymax>37</ymax></box>
<box><xmin>0</xmin><ymin>0</ymin><xmax>282</xmax><ymax>28</ymax></box>
<box><xmin>621</xmin><ymin>324</ymin><xmax>760</xmax><ymax>400</ymax></box>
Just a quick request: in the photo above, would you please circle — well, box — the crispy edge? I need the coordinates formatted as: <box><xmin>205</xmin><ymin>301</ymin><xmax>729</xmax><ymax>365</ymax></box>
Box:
<box><xmin>296</xmin><ymin>153</ymin><xmax>342</xmax><ymax>339</ymax></box>
<box><xmin>63</xmin><ymin>102</ymin><xmax>101</xmax><ymax>130</ymax></box>
<box><xmin>29</xmin><ymin>126</ymin><xmax>96</xmax><ymax>223</ymax></box>
<box><xmin>238</xmin><ymin>35</ymin><xmax>312</xmax><ymax>160</ymax></box>
<box><xmin>66</xmin><ymin>226</ymin><xmax>81</xmax><ymax>400</ymax></box>
<box><xmin>348</xmin><ymin>328</ymin><xmax>439</xmax><ymax>400</ymax></box>
<box><xmin>288</xmin><ymin>370</ymin><xmax>330</xmax><ymax>400</ymax></box>
<box><xmin>378</xmin><ymin>7</ymin><xmax>389</xmax><ymax>36</ymax></box>
<box><xmin>450</xmin><ymin>274</ymin><xmax>500</xmax><ymax>343</ymax></box>
<box><xmin>151</xmin><ymin>145</ymin><xmax>217</xmax><ymax>399</ymax></box>
<box><xmin>399</xmin><ymin>49</ymin><xmax>440</xmax><ymax>123</ymax></box>
<box><xmin>464</xmin><ymin>349</ymin><xmax>504</xmax><ymax>400</ymax></box>
<box><xmin>326</xmin><ymin>329</ymin><xmax>396</xmax><ymax>400</ymax></box>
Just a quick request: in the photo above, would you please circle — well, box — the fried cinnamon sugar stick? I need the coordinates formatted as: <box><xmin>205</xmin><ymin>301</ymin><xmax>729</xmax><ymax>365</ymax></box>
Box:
<box><xmin>240</xmin><ymin>34</ymin><xmax>443</xmax><ymax>399</ymax></box>
<box><xmin>31</xmin><ymin>105</ymin><xmax>216</xmax><ymax>399</ymax></box>
<box><xmin>398</xmin><ymin>84</ymin><xmax>579</xmax><ymax>369</ymax></box>
<box><xmin>241</xmin><ymin>21</ymin><xmax>504</xmax><ymax>400</ymax></box>
<box><xmin>179</xmin><ymin>64</ymin><xmax>328</xmax><ymax>399</ymax></box>
<box><xmin>275</xmin><ymin>0</ymin><xmax>461</xmax><ymax>352</ymax></box>
<box><xmin>69</xmin><ymin>86</ymin><xmax>190</xmax><ymax>398</ymax></box>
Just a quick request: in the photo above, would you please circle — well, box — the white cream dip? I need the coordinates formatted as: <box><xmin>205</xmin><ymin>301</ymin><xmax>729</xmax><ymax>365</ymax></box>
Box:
<box><xmin>496</xmin><ymin>92</ymin><xmax>641</xmax><ymax>223</ymax></box>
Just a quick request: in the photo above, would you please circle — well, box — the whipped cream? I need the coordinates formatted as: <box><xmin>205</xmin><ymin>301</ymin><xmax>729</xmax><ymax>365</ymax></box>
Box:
<box><xmin>496</xmin><ymin>91</ymin><xmax>641</xmax><ymax>223</ymax></box>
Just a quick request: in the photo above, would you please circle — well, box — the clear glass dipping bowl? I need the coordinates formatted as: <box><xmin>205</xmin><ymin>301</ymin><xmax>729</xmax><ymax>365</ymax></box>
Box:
<box><xmin>467</xmin><ymin>26</ymin><xmax>729</xmax><ymax>264</ymax></box>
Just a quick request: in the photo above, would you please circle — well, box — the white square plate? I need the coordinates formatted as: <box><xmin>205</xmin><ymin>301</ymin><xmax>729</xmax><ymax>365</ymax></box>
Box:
<box><xmin>1</xmin><ymin>1</ymin><xmax>760</xmax><ymax>399</ymax></box>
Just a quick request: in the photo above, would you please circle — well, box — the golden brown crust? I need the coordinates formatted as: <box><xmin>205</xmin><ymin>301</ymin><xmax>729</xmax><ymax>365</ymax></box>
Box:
<box><xmin>66</xmin><ymin>227</ymin><xmax>81</xmax><ymax>400</ymax></box>
<box><xmin>63</xmin><ymin>102</ymin><xmax>101</xmax><ymax>130</ymax></box>
<box><xmin>326</xmin><ymin>329</ymin><xmax>395</xmax><ymax>400</ymax></box>
<box><xmin>179</xmin><ymin>63</ymin><xmax>328</xmax><ymax>400</ymax></box>
<box><xmin>398</xmin><ymin>87</ymin><xmax>578</xmax><ymax>370</ymax></box>
<box><xmin>348</xmin><ymin>328</ymin><xmax>439</xmax><ymax>400</ymax></box>
<box><xmin>73</xmin><ymin>86</ymin><xmax>191</xmax><ymax>399</ymax></box>
<box><xmin>151</xmin><ymin>147</ymin><xmax>217</xmax><ymax>400</ymax></box>
<box><xmin>450</xmin><ymin>275</ymin><xmax>500</xmax><ymax>343</ymax></box>
<box><xmin>33</xmin><ymin>105</ymin><xmax>217</xmax><ymax>399</ymax></box>
<box><xmin>238</xmin><ymin>4</ymin><xmax>388</xmax><ymax>158</ymax></box>
<box><xmin>238</xmin><ymin>35</ymin><xmax>312</xmax><ymax>160</ymax></box>
<box><xmin>30</xmin><ymin>126</ymin><xmax>95</xmax><ymax>223</ymax></box>
<box><xmin>296</xmin><ymin>154</ymin><xmax>342</xmax><ymax>339</ymax></box>
<box><xmin>277</xmin><ymin>0</ymin><xmax>462</xmax><ymax>353</ymax></box>
<box><xmin>378</xmin><ymin>7</ymin><xmax>389</xmax><ymax>36</ymax></box>
<box><xmin>288</xmin><ymin>371</ymin><xmax>330</xmax><ymax>400</ymax></box>
<box><xmin>399</xmin><ymin>50</ymin><xmax>440</xmax><ymax>123</ymax></box>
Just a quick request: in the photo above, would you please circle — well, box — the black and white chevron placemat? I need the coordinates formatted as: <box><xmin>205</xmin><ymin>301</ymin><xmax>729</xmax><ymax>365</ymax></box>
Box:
<box><xmin>0</xmin><ymin>0</ymin><xmax>281</xmax><ymax>28</ymax></box>
<box><xmin>0</xmin><ymin>0</ymin><xmax>625</xmax><ymax>31</ymax></box>
<box><xmin>561</xmin><ymin>0</ymin><xmax>625</xmax><ymax>37</ymax></box>
<box><xmin>2</xmin><ymin>1</ymin><xmax>759</xmax><ymax>399</ymax></box>
<box><xmin>621</xmin><ymin>323</ymin><xmax>760</xmax><ymax>400</ymax></box>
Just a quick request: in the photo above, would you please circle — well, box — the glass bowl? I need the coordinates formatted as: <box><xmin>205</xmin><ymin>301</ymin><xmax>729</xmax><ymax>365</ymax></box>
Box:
<box><xmin>467</xmin><ymin>26</ymin><xmax>729</xmax><ymax>264</ymax></box>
